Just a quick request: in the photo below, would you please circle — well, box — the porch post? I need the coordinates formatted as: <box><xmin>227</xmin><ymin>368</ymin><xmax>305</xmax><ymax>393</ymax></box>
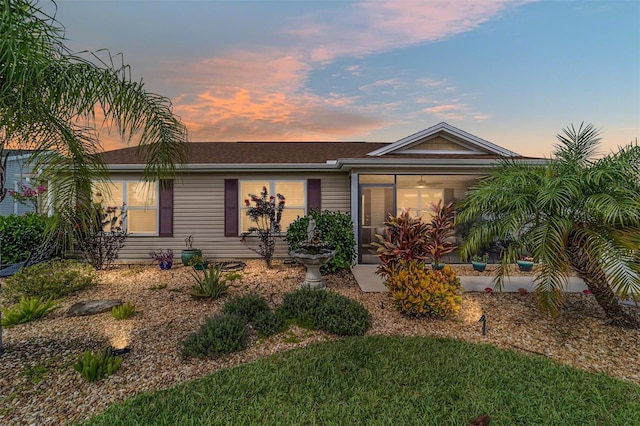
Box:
<box><xmin>350</xmin><ymin>172</ymin><xmax>359</xmax><ymax>264</ymax></box>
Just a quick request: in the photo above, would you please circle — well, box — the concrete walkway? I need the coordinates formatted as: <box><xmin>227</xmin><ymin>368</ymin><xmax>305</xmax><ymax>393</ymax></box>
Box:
<box><xmin>351</xmin><ymin>264</ymin><xmax>588</xmax><ymax>293</ymax></box>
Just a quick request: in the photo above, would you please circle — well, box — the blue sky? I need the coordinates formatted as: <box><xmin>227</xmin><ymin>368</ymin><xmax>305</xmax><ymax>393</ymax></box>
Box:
<box><xmin>54</xmin><ymin>0</ymin><xmax>639</xmax><ymax>157</ymax></box>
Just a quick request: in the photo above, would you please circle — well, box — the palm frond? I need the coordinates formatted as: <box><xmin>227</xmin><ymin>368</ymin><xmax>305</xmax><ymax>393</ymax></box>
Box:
<box><xmin>553</xmin><ymin>122</ymin><xmax>601</xmax><ymax>166</ymax></box>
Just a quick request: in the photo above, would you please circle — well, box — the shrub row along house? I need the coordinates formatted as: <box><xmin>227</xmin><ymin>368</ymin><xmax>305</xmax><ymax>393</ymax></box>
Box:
<box><xmin>98</xmin><ymin>122</ymin><xmax>543</xmax><ymax>264</ymax></box>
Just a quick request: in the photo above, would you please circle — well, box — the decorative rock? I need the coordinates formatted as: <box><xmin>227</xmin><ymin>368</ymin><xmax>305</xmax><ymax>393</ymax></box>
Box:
<box><xmin>66</xmin><ymin>300</ymin><xmax>122</xmax><ymax>317</ymax></box>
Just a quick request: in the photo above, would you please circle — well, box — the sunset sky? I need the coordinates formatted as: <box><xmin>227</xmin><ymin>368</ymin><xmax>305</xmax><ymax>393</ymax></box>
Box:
<box><xmin>55</xmin><ymin>0</ymin><xmax>639</xmax><ymax>158</ymax></box>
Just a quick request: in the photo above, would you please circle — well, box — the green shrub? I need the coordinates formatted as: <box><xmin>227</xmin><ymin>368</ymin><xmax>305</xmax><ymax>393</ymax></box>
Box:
<box><xmin>111</xmin><ymin>303</ymin><xmax>136</xmax><ymax>320</ymax></box>
<box><xmin>281</xmin><ymin>289</ymin><xmax>371</xmax><ymax>336</ymax></box>
<box><xmin>286</xmin><ymin>210</ymin><xmax>356</xmax><ymax>273</ymax></box>
<box><xmin>386</xmin><ymin>260</ymin><xmax>462</xmax><ymax>318</ymax></box>
<box><xmin>222</xmin><ymin>294</ymin><xmax>270</xmax><ymax>322</ymax></box>
<box><xmin>0</xmin><ymin>213</ymin><xmax>56</xmax><ymax>264</ymax></box>
<box><xmin>73</xmin><ymin>347</ymin><xmax>123</xmax><ymax>382</ymax></box>
<box><xmin>1</xmin><ymin>296</ymin><xmax>57</xmax><ymax>327</ymax></box>
<box><xmin>1</xmin><ymin>259</ymin><xmax>95</xmax><ymax>303</ymax></box>
<box><xmin>190</xmin><ymin>264</ymin><xmax>240</xmax><ymax>299</ymax></box>
<box><xmin>180</xmin><ymin>314</ymin><xmax>248</xmax><ymax>359</ymax></box>
<box><xmin>281</xmin><ymin>288</ymin><xmax>329</xmax><ymax>328</ymax></box>
<box><xmin>252</xmin><ymin>309</ymin><xmax>287</xmax><ymax>338</ymax></box>
<box><xmin>315</xmin><ymin>292</ymin><xmax>371</xmax><ymax>336</ymax></box>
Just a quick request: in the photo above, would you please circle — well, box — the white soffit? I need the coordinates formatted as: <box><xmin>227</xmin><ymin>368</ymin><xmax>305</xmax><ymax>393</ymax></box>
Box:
<box><xmin>367</xmin><ymin>122</ymin><xmax>520</xmax><ymax>157</ymax></box>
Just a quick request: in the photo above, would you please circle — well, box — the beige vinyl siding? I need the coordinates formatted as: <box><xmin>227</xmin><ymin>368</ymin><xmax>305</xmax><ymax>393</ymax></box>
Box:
<box><xmin>407</xmin><ymin>136</ymin><xmax>472</xmax><ymax>152</ymax></box>
<box><xmin>115</xmin><ymin>171</ymin><xmax>350</xmax><ymax>261</ymax></box>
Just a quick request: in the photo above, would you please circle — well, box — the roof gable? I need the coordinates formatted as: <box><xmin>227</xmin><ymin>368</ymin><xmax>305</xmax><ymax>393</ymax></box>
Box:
<box><xmin>367</xmin><ymin>122</ymin><xmax>519</xmax><ymax>157</ymax></box>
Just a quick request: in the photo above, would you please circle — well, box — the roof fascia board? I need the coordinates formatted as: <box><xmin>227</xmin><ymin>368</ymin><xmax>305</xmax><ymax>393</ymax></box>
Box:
<box><xmin>367</xmin><ymin>122</ymin><xmax>519</xmax><ymax>157</ymax></box>
<box><xmin>106</xmin><ymin>163</ymin><xmax>342</xmax><ymax>172</ymax></box>
<box><xmin>334</xmin><ymin>157</ymin><xmax>547</xmax><ymax>171</ymax></box>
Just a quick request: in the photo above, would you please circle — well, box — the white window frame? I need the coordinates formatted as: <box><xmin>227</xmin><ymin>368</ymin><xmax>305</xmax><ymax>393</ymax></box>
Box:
<box><xmin>94</xmin><ymin>180</ymin><xmax>159</xmax><ymax>236</ymax></box>
<box><xmin>238</xmin><ymin>179</ymin><xmax>307</xmax><ymax>234</ymax></box>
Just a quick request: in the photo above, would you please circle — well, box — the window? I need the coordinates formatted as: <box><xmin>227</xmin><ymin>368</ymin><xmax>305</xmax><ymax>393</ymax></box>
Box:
<box><xmin>396</xmin><ymin>188</ymin><xmax>444</xmax><ymax>221</ymax></box>
<box><xmin>93</xmin><ymin>180</ymin><xmax>158</xmax><ymax>235</ymax></box>
<box><xmin>239</xmin><ymin>180</ymin><xmax>305</xmax><ymax>233</ymax></box>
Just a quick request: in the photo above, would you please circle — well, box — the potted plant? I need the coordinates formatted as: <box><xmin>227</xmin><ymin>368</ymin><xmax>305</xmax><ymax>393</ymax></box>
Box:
<box><xmin>181</xmin><ymin>235</ymin><xmax>202</xmax><ymax>266</ymax></box>
<box><xmin>517</xmin><ymin>256</ymin><xmax>534</xmax><ymax>272</ymax></box>
<box><xmin>150</xmin><ymin>249</ymin><xmax>174</xmax><ymax>270</ymax></box>
<box><xmin>471</xmin><ymin>253</ymin><xmax>489</xmax><ymax>272</ymax></box>
<box><xmin>189</xmin><ymin>254</ymin><xmax>209</xmax><ymax>271</ymax></box>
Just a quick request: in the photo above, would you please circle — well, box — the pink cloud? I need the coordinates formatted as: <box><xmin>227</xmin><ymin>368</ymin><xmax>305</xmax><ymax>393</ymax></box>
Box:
<box><xmin>134</xmin><ymin>1</ymin><xmax>526</xmax><ymax>145</ymax></box>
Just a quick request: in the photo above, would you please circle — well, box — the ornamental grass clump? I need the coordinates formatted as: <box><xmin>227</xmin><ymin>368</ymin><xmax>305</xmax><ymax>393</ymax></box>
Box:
<box><xmin>386</xmin><ymin>260</ymin><xmax>462</xmax><ymax>318</ymax></box>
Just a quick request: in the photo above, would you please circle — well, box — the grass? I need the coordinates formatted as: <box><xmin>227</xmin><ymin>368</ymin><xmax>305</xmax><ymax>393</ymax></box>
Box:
<box><xmin>81</xmin><ymin>336</ymin><xmax>640</xmax><ymax>425</ymax></box>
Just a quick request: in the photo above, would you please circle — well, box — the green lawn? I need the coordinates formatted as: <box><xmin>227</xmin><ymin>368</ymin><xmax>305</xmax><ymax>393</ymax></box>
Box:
<box><xmin>81</xmin><ymin>336</ymin><xmax>639</xmax><ymax>425</ymax></box>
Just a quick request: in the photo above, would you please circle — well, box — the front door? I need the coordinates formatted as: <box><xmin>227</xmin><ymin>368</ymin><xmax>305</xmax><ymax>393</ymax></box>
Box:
<box><xmin>359</xmin><ymin>185</ymin><xmax>395</xmax><ymax>263</ymax></box>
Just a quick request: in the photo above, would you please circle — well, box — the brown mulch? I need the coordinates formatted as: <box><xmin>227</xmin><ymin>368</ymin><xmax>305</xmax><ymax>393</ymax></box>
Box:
<box><xmin>1</xmin><ymin>260</ymin><xmax>639</xmax><ymax>425</ymax></box>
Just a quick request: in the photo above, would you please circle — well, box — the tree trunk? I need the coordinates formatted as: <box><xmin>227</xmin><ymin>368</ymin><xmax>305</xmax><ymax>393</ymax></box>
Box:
<box><xmin>569</xmin><ymin>246</ymin><xmax>639</xmax><ymax>329</ymax></box>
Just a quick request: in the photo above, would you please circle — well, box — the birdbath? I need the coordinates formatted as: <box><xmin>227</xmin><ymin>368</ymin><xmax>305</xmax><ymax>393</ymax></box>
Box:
<box><xmin>289</xmin><ymin>218</ymin><xmax>336</xmax><ymax>289</ymax></box>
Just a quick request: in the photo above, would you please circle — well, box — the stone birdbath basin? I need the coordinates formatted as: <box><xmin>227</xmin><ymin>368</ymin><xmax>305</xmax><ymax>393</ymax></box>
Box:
<box><xmin>289</xmin><ymin>218</ymin><xmax>335</xmax><ymax>289</ymax></box>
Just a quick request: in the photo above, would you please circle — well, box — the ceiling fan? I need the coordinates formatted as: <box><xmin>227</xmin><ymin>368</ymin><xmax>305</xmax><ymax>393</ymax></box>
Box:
<box><xmin>416</xmin><ymin>175</ymin><xmax>443</xmax><ymax>188</ymax></box>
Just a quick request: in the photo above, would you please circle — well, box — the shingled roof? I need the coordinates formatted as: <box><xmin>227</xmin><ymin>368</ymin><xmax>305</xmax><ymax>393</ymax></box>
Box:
<box><xmin>100</xmin><ymin>141</ymin><xmax>509</xmax><ymax>165</ymax></box>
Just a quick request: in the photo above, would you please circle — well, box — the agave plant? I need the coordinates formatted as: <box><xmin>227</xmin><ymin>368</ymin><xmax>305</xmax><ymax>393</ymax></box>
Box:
<box><xmin>190</xmin><ymin>264</ymin><xmax>241</xmax><ymax>299</ymax></box>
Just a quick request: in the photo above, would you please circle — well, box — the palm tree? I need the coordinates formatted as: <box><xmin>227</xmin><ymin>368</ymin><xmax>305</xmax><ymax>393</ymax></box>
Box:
<box><xmin>0</xmin><ymin>0</ymin><xmax>189</xmax><ymax>353</ymax></box>
<box><xmin>1</xmin><ymin>0</ymin><xmax>188</xmax><ymax>208</ymax></box>
<box><xmin>457</xmin><ymin>124</ymin><xmax>640</xmax><ymax>328</ymax></box>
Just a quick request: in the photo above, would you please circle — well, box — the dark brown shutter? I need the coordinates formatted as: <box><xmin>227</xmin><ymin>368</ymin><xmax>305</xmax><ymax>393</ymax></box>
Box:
<box><xmin>307</xmin><ymin>179</ymin><xmax>321</xmax><ymax>212</ymax></box>
<box><xmin>224</xmin><ymin>179</ymin><xmax>239</xmax><ymax>237</ymax></box>
<box><xmin>158</xmin><ymin>179</ymin><xmax>173</xmax><ymax>237</ymax></box>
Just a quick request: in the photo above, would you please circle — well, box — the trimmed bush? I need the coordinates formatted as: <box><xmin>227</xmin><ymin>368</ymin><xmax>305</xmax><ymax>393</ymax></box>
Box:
<box><xmin>1</xmin><ymin>259</ymin><xmax>95</xmax><ymax>303</ymax></box>
<box><xmin>281</xmin><ymin>288</ymin><xmax>329</xmax><ymax>328</ymax></box>
<box><xmin>286</xmin><ymin>210</ymin><xmax>356</xmax><ymax>273</ymax></box>
<box><xmin>181</xmin><ymin>314</ymin><xmax>248</xmax><ymax>359</ymax></box>
<box><xmin>0</xmin><ymin>213</ymin><xmax>56</xmax><ymax>264</ymax></box>
<box><xmin>281</xmin><ymin>289</ymin><xmax>371</xmax><ymax>336</ymax></box>
<box><xmin>252</xmin><ymin>310</ymin><xmax>286</xmax><ymax>338</ymax></box>
<box><xmin>73</xmin><ymin>347</ymin><xmax>123</xmax><ymax>382</ymax></box>
<box><xmin>315</xmin><ymin>293</ymin><xmax>371</xmax><ymax>336</ymax></box>
<box><xmin>1</xmin><ymin>296</ymin><xmax>57</xmax><ymax>327</ymax></box>
<box><xmin>222</xmin><ymin>294</ymin><xmax>270</xmax><ymax>322</ymax></box>
<box><xmin>386</xmin><ymin>260</ymin><xmax>462</xmax><ymax>318</ymax></box>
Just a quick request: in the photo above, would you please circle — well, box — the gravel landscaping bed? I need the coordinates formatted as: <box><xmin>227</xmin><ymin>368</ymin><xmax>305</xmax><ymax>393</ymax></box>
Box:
<box><xmin>1</xmin><ymin>260</ymin><xmax>639</xmax><ymax>425</ymax></box>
